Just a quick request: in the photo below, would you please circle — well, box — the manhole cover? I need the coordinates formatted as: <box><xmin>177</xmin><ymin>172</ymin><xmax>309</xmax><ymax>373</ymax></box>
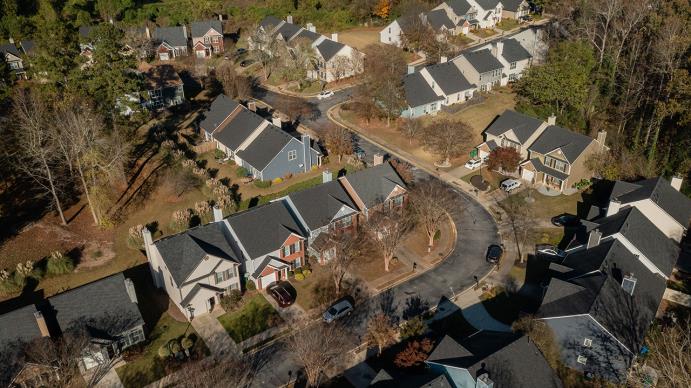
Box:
<box><xmin>469</xmin><ymin>175</ymin><xmax>489</xmax><ymax>191</ymax></box>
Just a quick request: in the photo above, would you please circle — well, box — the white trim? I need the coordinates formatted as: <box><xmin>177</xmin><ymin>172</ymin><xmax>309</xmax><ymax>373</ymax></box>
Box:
<box><xmin>539</xmin><ymin>313</ymin><xmax>590</xmax><ymax>320</ymax></box>
<box><xmin>610</xmin><ymin>232</ymin><xmax>667</xmax><ymax>278</ymax></box>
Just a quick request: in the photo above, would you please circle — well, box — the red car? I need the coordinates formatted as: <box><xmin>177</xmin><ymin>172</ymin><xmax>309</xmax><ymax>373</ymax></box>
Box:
<box><xmin>268</xmin><ymin>284</ymin><xmax>294</xmax><ymax>307</ymax></box>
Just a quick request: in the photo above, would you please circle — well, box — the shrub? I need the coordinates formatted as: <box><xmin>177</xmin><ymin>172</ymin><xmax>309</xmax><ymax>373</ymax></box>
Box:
<box><xmin>272</xmin><ymin>177</ymin><xmax>283</xmax><ymax>185</ymax></box>
<box><xmin>294</xmin><ymin>273</ymin><xmax>305</xmax><ymax>281</ymax></box>
<box><xmin>573</xmin><ymin>178</ymin><xmax>592</xmax><ymax>190</ymax></box>
<box><xmin>127</xmin><ymin>225</ymin><xmax>145</xmax><ymax>249</ymax></box>
<box><xmin>46</xmin><ymin>251</ymin><xmax>74</xmax><ymax>276</ymax></box>
<box><xmin>169</xmin><ymin>339</ymin><xmax>181</xmax><ymax>354</ymax></box>
<box><xmin>0</xmin><ymin>269</ymin><xmax>21</xmax><ymax>293</ymax></box>
<box><xmin>181</xmin><ymin>337</ymin><xmax>194</xmax><ymax>350</ymax></box>
<box><xmin>400</xmin><ymin>316</ymin><xmax>427</xmax><ymax>340</ymax></box>
<box><xmin>294</xmin><ymin>267</ymin><xmax>303</xmax><ymax>275</ymax></box>
<box><xmin>253</xmin><ymin>180</ymin><xmax>271</xmax><ymax>188</ymax></box>
<box><xmin>245</xmin><ymin>279</ymin><xmax>256</xmax><ymax>291</ymax></box>
<box><xmin>302</xmin><ymin>269</ymin><xmax>311</xmax><ymax>276</ymax></box>
<box><xmin>214</xmin><ymin>149</ymin><xmax>227</xmax><ymax>159</ymax></box>
<box><xmin>158</xmin><ymin>345</ymin><xmax>171</xmax><ymax>358</ymax></box>
<box><xmin>433</xmin><ymin>229</ymin><xmax>441</xmax><ymax>241</ymax></box>
<box><xmin>221</xmin><ymin>289</ymin><xmax>243</xmax><ymax>311</ymax></box>
<box><xmin>236</xmin><ymin>167</ymin><xmax>249</xmax><ymax>177</ymax></box>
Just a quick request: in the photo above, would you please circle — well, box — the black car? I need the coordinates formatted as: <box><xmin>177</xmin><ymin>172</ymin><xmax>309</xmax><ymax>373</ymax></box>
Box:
<box><xmin>268</xmin><ymin>284</ymin><xmax>294</xmax><ymax>307</ymax></box>
<box><xmin>551</xmin><ymin>214</ymin><xmax>579</xmax><ymax>227</ymax></box>
<box><xmin>486</xmin><ymin>244</ymin><xmax>503</xmax><ymax>264</ymax></box>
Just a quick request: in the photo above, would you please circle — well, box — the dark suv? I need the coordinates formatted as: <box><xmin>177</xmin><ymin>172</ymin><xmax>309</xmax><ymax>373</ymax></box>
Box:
<box><xmin>486</xmin><ymin>244</ymin><xmax>504</xmax><ymax>264</ymax></box>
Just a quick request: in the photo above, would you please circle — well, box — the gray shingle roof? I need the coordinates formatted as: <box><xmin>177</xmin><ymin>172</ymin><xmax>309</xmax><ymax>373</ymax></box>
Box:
<box><xmin>0</xmin><ymin>43</ymin><xmax>21</xmax><ymax>58</ymax></box>
<box><xmin>425</xmin><ymin>62</ymin><xmax>475</xmax><ymax>95</ymax></box>
<box><xmin>259</xmin><ymin>16</ymin><xmax>283</xmax><ymax>32</ymax></box>
<box><xmin>78</xmin><ymin>26</ymin><xmax>94</xmax><ymax>39</ymax></box>
<box><xmin>44</xmin><ymin>273</ymin><xmax>144</xmax><ymax>339</ymax></box>
<box><xmin>475</xmin><ymin>0</ymin><xmax>501</xmax><ymax>10</ymax></box>
<box><xmin>292</xmin><ymin>29</ymin><xmax>321</xmax><ymax>44</ymax></box>
<box><xmin>251</xmin><ymin>256</ymin><xmax>289</xmax><ymax>279</ymax></box>
<box><xmin>463</xmin><ymin>49</ymin><xmax>503</xmax><ymax>73</ymax></box>
<box><xmin>235</xmin><ymin>125</ymin><xmax>294</xmax><ymax>171</ymax></box>
<box><xmin>593</xmin><ymin>207</ymin><xmax>679</xmax><ymax>276</ymax></box>
<box><xmin>288</xmin><ymin>180</ymin><xmax>358</xmax><ymax>231</ymax></box>
<box><xmin>501</xmin><ymin>38</ymin><xmax>532</xmax><ymax>63</ymax></box>
<box><xmin>528</xmin><ymin>158</ymin><xmax>569</xmax><ymax>181</ymax></box>
<box><xmin>426</xmin><ymin>9</ymin><xmax>455</xmax><ymax>30</ymax></box>
<box><xmin>528</xmin><ymin>125</ymin><xmax>595</xmax><ymax>163</ymax></box>
<box><xmin>610</xmin><ymin>177</ymin><xmax>691</xmax><ymax>227</ymax></box>
<box><xmin>315</xmin><ymin>38</ymin><xmax>345</xmax><ymax>62</ymax></box>
<box><xmin>211</xmin><ymin>107</ymin><xmax>265</xmax><ymax>151</ymax></box>
<box><xmin>19</xmin><ymin>40</ymin><xmax>34</xmax><ymax>56</ymax></box>
<box><xmin>275</xmin><ymin>22</ymin><xmax>301</xmax><ymax>41</ymax></box>
<box><xmin>226</xmin><ymin>200</ymin><xmax>305</xmax><ymax>258</ymax></box>
<box><xmin>155</xmin><ymin>222</ymin><xmax>240</xmax><ymax>284</ymax></box>
<box><xmin>342</xmin><ymin>163</ymin><xmax>407</xmax><ymax>209</ymax></box>
<box><xmin>404</xmin><ymin>71</ymin><xmax>443</xmax><ymax>108</ymax></box>
<box><xmin>154</xmin><ymin>26</ymin><xmax>188</xmax><ymax>47</ymax></box>
<box><xmin>502</xmin><ymin>0</ymin><xmax>527</xmax><ymax>12</ymax></box>
<box><xmin>199</xmin><ymin>94</ymin><xmax>241</xmax><ymax>133</ymax></box>
<box><xmin>484</xmin><ymin>109</ymin><xmax>544</xmax><ymax>144</ymax></box>
<box><xmin>0</xmin><ymin>305</ymin><xmax>41</xmax><ymax>346</ymax></box>
<box><xmin>446</xmin><ymin>0</ymin><xmax>473</xmax><ymax>16</ymax></box>
<box><xmin>190</xmin><ymin>20</ymin><xmax>222</xmax><ymax>38</ymax></box>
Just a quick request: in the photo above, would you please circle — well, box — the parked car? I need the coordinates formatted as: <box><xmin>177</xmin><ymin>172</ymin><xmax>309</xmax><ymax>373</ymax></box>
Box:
<box><xmin>551</xmin><ymin>214</ymin><xmax>580</xmax><ymax>227</ymax></box>
<box><xmin>268</xmin><ymin>284</ymin><xmax>294</xmax><ymax>307</ymax></box>
<box><xmin>317</xmin><ymin>90</ymin><xmax>335</xmax><ymax>100</ymax></box>
<box><xmin>323</xmin><ymin>299</ymin><xmax>353</xmax><ymax>323</ymax></box>
<box><xmin>236</xmin><ymin>48</ymin><xmax>247</xmax><ymax>55</ymax></box>
<box><xmin>536</xmin><ymin>244</ymin><xmax>566</xmax><ymax>258</ymax></box>
<box><xmin>464</xmin><ymin>158</ymin><xmax>483</xmax><ymax>170</ymax></box>
<box><xmin>501</xmin><ymin>179</ymin><xmax>521</xmax><ymax>192</ymax></box>
<box><xmin>354</xmin><ymin>146</ymin><xmax>365</xmax><ymax>160</ymax></box>
<box><xmin>520</xmin><ymin>15</ymin><xmax>533</xmax><ymax>22</ymax></box>
<box><xmin>486</xmin><ymin>244</ymin><xmax>504</xmax><ymax>264</ymax></box>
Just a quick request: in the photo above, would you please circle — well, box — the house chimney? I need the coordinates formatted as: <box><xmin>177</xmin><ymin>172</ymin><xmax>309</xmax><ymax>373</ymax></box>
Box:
<box><xmin>322</xmin><ymin>169</ymin><xmax>332</xmax><ymax>183</ymax></box>
<box><xmin>182</xmin><ymin>25</ymin><xmax>188</xmax><ymax>39</ymax></box>
<box><xmin>286</xmin><ymin>15</ymin><xmax>293</xmax><ymax>24</ymax></box>
<box><xmin>272</xmin><ymin>115</ymin><xmax>282</xmax><ymax>128</ymax></box>
<box><xmin>213</xmin><ymin>205</ymin><xmax>223</xmax><ymax>222</ymax></box>
<box><xmin>491</xmin><ymin>41</ymin><xmax>504</xmax><ymax>57</ymax></box>
<box><xmin>671</xmin><ymin>176</ymin><xmax>683</xmax><ymax>191</ymax></box>
<box><xmin>142</xmin><ymin>227</ymin><xmax>153</xmax><ymax>259</ymax></box>
<box><xmin>331</xmin><ymin>33</ymin><xmax>338</xmax><ymax>42</ymax></box>
<box><xmin>407</xmin><ymin>65</ymin><xmax>415</xmax><ymax>75</ymax></box>
<box><xmin>302</xmin><ymin>134</ymin><xmax>312</xmax><ymax>172</ymax></box>
<box><xmin>8</xmin><ymin>36</ymin><xmax>14</xmax><ymax>44</ymax></box>
<box><xmin>440</xmin><ymin>56</ymin><xmax>448</xmax><ymax>63</ymax></box>
<box><xmin>145</xmin><ymin>26</ymin><xmax>151</xmax><ymax>39</ymax></box>
<box><xmin>308</xmin><ymin>23</ymin><xmax>316</xmax><ymax>33</ymax></box>
<box><xmin>247</xmin><ymin>101</ymin><xmax>256</xmax><ymax>111</ymax></box>
<box><xmin>373</xmin><ymin>153</ymin><xmax>384</xmax><ymax>166</ymax></box>
<box><xmin>34</xmin><ymin>311</ymin><xmax>50</xmax><ymax>337</ymax></box>
<box><xmin>124</xmin><ymin>278</ymin><xmax>138</xmax><ymax>304</ymax></box>
<box><xmin>596</xmin><ymin>130</ymin><xmax>607</xmax><ymax>149</ymax></box>
<box><xmin>547</xmin><ymin>114</ymin><xmax>556</xmax><ymax>126</ymax></box>
<box><xmin>219</xmin><ymin>14</ymin><xmax>223</xmax><ymax>22</ymax></box>
<box><xmin>605</xmin><ymin>198</ymin><xmax>621</xmax><ymax>217</ymax></box>
<box><xmin>586</xmin><ymin>229</ymin><xmax>602</xmax><ymax>249</ymax></box>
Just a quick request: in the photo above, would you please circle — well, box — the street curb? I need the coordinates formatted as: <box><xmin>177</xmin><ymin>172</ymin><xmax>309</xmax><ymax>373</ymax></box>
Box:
<box><xmin>259</xmin><ymin>80</ymin><xmax>361</xmax><ymax>99</ymax></box>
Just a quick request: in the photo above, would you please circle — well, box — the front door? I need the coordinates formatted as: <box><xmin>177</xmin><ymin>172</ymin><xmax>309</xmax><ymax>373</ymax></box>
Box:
<box><xmin>207</xmin><ymin>296</ymin><xmax>215</xmax><ymax>312</ymax></box>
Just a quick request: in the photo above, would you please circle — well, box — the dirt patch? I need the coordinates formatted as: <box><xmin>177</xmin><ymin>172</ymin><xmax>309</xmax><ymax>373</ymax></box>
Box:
<box><xmin>470</xmin><ymin>175</ymin><xmax>490</xmax><ymax>191</ymax></box>
<box><xmin>76</xmin><ymin>241</ymin><xmax>116</xmax><ymax>271</ymax></box>
<box><xmin>337</xmin><ymin>27</ymin><xmax>381</xmax><ymax>51</ymax></box>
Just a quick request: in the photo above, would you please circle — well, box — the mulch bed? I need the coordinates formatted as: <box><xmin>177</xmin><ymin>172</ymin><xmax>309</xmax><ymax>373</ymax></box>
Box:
<box><xmin>469</xmin><ymin>175</ymin><xmax>489</xmax><ymax>191</ymax></box>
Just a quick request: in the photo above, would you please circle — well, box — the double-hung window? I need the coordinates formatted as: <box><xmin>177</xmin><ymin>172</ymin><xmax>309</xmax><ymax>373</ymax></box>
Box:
<box><xmin>288</xmin><ymin>150</ymin><xmax>297</xmax><ymax>161</ymax></box>
<box><xmin>510</xmin><ymin>61</ymin><xmax>517</xmax><ymax>70</ymax></box>
<box><xmin>215</xmin><ymin>272</ymin><xmax>224</xmax><ymax>284</ymax></box>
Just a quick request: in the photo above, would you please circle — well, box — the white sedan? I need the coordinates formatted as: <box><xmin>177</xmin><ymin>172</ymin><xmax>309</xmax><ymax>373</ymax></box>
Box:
<box><xmin>464</xmin><ymin>158</ymin><xmax>483</xmax><ymax>170</ymax></box>
<box><xmin>317</xmin><ymin>90</ymin><xmax>335</xmax><ymax>100</ymax></box>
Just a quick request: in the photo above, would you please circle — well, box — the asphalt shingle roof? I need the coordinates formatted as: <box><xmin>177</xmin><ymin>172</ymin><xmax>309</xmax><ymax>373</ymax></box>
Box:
<box><xmin>275</xmin><ymin>22</ymin><xmax>301</xmax><ymax>41</ymax></box>
<box><xmin>251</xmin><ymin>256</ymin><xmax>289</xmax><ymax>279</ymax></box>
<box><xmin>292</xmin><ymin>29</ymin><xmax>321</xmax><ymax>44</ymax></box>
<box><xmin>44</xmin><ymin>273</ymin><xmax>144</xmax><ymax>339</ymax></box>
<box><xmin>446</xmin><ymin>0</ymin><xmax>473</xmax><ymax>16</ymax></box>
<box><xmin>503</xmin><ymin>0</ymin><xmax>527</xmax><ymax>12</ymax></box>
<box><xmin>199</xmin><ymin>94</ymin><xmax>241</xmax><ymax>133</ymax></box>
<box><xmin>342</xmin><ymin>163</ymin><xmax>407</xmax><ymax>209</ymax></box>
<box><xmin>610</xmin><ymin>177</ymin><xmax>691</xmax><ymax>227</ymax></box>
<box><xmin>501</xmin><ymin>38</ymin><xmax>532</xmax><ymax>63</ymax></box>
<box><xmin>463</xmin><ymin>49</ymin><xmax>503</xmax><ymax>73</ymax></box>
<box><xmin>528</xmin><ymin>158</ymin><xmax>569</xmax><ymax>181</ymax></box>
<box><xmin>190</xmin><ymin>20</ymin><xmax>222</xmax><ymax>38</ymax></box>
<box><xmin>426</xmin><ymin>9</ymin><xmax>455</xmax><ymax>30</ymax></box>
<box><xmin>0</xmin><ymin>43</ymin><xmax>21</xmax><ymax>58</ymax></box>
<box><xmin>288</xmin><ymin>180</ymin><xmax>358</xmax><ymax>231</ymax></box>
<box><xmin>154</xmin><ymin>26</ymin><xmax>188</xmax><ymax>47</ymax></box>
<box><xmin>403</xmin><ymin>71</ymin><xmax>443</xmax><ymax>108</ymax></box>
<box><xmin>226</xmin><ymin>200</ymin><xmax>305</xmax><ymax>258</ymax></box>
<box><xmin>475</xmin><ymin>0</ymin><xmax>501</xmax><ymax>10</ymax></box>
<box><xmin>155</xmin><ymin>222</ymin><xmax>239</xmax><ymax>284</ymax></box>
<box><xmin>19</xmin><ymin>40</ymin><xmax>34</xmax><ymax>56</ymax></box>
<box><xmin>484</xmin><ymin>109</ymin><xmax>544</xmax><ymax>144</ymax></box>
<box><xmin>425</xmin><ymin>62</ymin><xmax>475</xmax><ymax>95</ymax></box>
<box><xmin>315</xmin><ymin>38</ymin><xmax>345</xmax><ymax>62</ymax></box>
<box><xmin>259</xmin><ymin>16</ymin><xmax>283</xmax><ymax>32</ymax></box>
<box><xmin>0</xmin><ymin>305</ymin><xmax>41</xmax><ymax>346</ymax></box>
<box><xmin>235</xmin><ymin>125</ymin><xmax>294</xmax><ymax>171</ymax></box>
<box><xmin>211</xmin><ymin>106</ymin><xmax>265</xmax><ymax>151</ymax></box>
<box><xmin>528</xmin><ymin>125</ymin><xmax>595</xmax><ymax>163</ymax></box>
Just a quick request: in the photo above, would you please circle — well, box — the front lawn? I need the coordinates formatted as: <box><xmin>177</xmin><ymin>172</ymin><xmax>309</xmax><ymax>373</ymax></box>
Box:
<box><xmin>461</xmin><ymin>170</ymin><xmax>506</xmax><ymax>191</ymax></box>
<box><xmin>217</xmin><ymin>293</ymin><xmax>283</xmax><ymax>343</ymax></box>
<box><xmin>116</xmin><ymin>313</ymin><xmax>209</xmax><ymax>388</ymax></box>
<box><xmin>290</xmin><ymin>264</ymin><xmax>331</xmax><ymax>311</ymax></box>
<box><xmin>497</xmin><ymin>19</ymin><xmax>520</xmax><ymax>31</ymax></box>
<box><xmin>499</xmin><ymin>188</ymin><xmax>587</xmax><ymax>221</ymax></box>
<box><xmin>474</xmin><ymin>28</ymin><xmax>497</xmax><ymax>38</ymax></box>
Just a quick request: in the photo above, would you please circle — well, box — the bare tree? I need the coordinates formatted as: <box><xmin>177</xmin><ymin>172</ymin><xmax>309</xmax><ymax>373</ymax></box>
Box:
<box><xmin>359</xmin><ymin>44</ymin><xmax>407</xmax><ymax>126</ymax></box>
<box><xmin>365</xmin><ymin>313</ymin><xmax>398</xmax><ymax>356</ymax></box>
<box><xmin>324</xmin><ymin>230</ymin><xmax>369</xmax><ymax>295</ymax></box>
<box><xmin>408</xmin><ymin>179</ymin><xmax>454</xmax><ymax>250</ymax></box>
<box><xmin>348</xmin><ymin>49</ymin><xmax>364</xmax><ymax>76</ymax></box>
<box><xmin>248</xmin><ymin>27</ymin><xmax>279</xmax><ymax>80</ymax></box>
<box><xmin>364</xmin><ymin>209</ymin><xmax>412</xmax><ymax>272</ymax></box>
<box><xmin>324</xmin><ymin>124</ymin><xmax>353</xmax><ymax>163</ymax></box>
<box><xmin>512</xmin><ymin>315</ymin><xmax>560</xmax><ymax>369</ymax></box>
<box><xmin>399</xmin><ymin>117</ymin><xmax>422</xmax><ymax>144</ymax></box>
<box><xmin>123</xmin><ymin>25</ymin><xmax>154</xmax><ymax>60</ymax></box>
<box><xmin>286</xmin><ymin>37</ymin><xmax>318</xmax><ymax>86</ymax></box>
<box><xmin>12</xmin><ymin>89</ymin><xmax>67</xmax><ymax>225</ymax></box>
<box><xmin>421</xmin><ymin>120</ymin><xmax>473</xmax><ymax>166</ymax></box>
<box><xmin>329</xmin><ymin>55</ymin><xmax>351</xmax><ymax>82</ymax></box>
<box><xmin>217</xmin><ymin>63</ymin><xmax>253</xmax><ymax>100</ymax></box>
<box><xmin>630</xmin><ymin>320</ymin><xmax>691</xmax><ymax>387</ymax></box>
<box><xmin>175</xmin><ymin>353</ymin><xmax>257</xmax><ymax>387</ymax></box>
<box><xmin>286</xmin><ymin>322</ymin><xmax>347</xmax><ymax>387</ymax></box>
<box><xmin>498</xmin><ymin>194</ymin><xmax>536</xmax><ymax>264</ymax></box>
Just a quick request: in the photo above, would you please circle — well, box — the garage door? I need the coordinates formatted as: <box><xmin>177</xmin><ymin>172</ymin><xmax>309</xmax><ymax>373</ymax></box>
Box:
<box><xmin>521</xmin><ymin>168</ymin><xmax>535</xmax><ymax>183</ymax></box>
<box><xmin>261</xmin><ymin>271</ymin><xmax>277</xmax><ymax>288</ymax></box>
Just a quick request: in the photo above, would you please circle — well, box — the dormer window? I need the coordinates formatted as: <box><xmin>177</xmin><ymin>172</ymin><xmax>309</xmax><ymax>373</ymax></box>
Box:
<box><xmin>577</xmin><ymin>355</ymin><xmax>588</xmax><ymax>365</ymax></box>
<box><xmin>583</xmin><ymin>338</ymin><xmax>592</xmax><ymax>347</ymax></box>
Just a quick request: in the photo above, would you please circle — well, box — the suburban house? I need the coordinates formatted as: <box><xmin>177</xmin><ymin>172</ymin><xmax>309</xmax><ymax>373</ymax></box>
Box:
<box><xmin>401</xmin><ymin>69</ymin><xmax>445</xmax><ymax>118</ymax></box>
<box><xmin>0</xmin><ymin>273</ymin><xmax>145</xmax><ymax>386</ymax></box>
<box><xmin>198</xmin><ymin>94</ymin><xmax>321</xmax><ymax>182</ymax></box>
<box><xmin>190</xmin><ymin>20</ymin><xmax>224</xmax><ymax>58</ymax></box>
<box><xmin>490</xmin><ymin>38</ymin><xmax>533</xmax><ymax>83</ymax></box>
<box><xmin>78</xmin><ymin>26</ymin><xmax>95</xmax><ymax>59</ymax></box>
<box><xmin>537</xmin><ymin>190</ymin><xmax>683</xmax><ymax>381</ymax></box>
<box><xmin>453</xmin><ymin>49</ymin><xmax>504</xmax><ymax>91</ymax></box>
<box><xmin>420</xmin><ymin>59</ymin><xmax>476</xmax><ymax>108</ymax></box>
<box><xmin>519</xmin><ymin>125</ymin><xmax>607</xmax><ymax>193</ymax></box>
<box><xmin>19</xmin><ymin>40</ymin><xmax>35</xmax><ymax>57</ymax></box>
<box><xmin>144</xmin><ymin>162</ymin><xmax>407</xmax><ymax>320</ymax></box>
<box><xmin>425</xmin><ymin>332</ymin><xmax>562</xmax><ymax>387</ymax></box>
<box><xmin>254</xmin><ymin>16</ymin><xmax>364</xmax><ymax>82</ymax></box>
<box><xmin>476</xmin><ymin>109</ymin><xmax>550</xmax><ymax>160</ymax></box>
<box><xmin>597</xmin><ymin>176</ymin><xmax>690</xmax><ymax>242</ymax></box>
<box><xmin>1</xmin><ymin>43</ymin><xmax>26</xmax><ymax>79</ymax></box>
<box><xmin>153</xmin><ymin>26</ymin><xmax>188</xmax><ymax>60</ymax></box>
<box><xmin>139</xmin><ymin>63</ymin><xmax>185</xmax><ymax>110</ymax></box>
<box><xmin>502</xmin><ymin>0</ymin><xmax>530</xmax><ymax>19</ymax></box>
<box><xmin>379</xmin><ymin>15</ymin><xmax>415</xmax><ymax>47</ymax></box>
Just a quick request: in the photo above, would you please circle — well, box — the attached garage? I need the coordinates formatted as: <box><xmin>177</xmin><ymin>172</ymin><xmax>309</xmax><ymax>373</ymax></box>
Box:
<box><xmin>521</xmin><ymin>167</ymin><xmax>535</xmax><ymax>183</ymax></box>
<box><xmin>252</xmin><ymin>257</ymin><xmax>290</xmax><ymax>289</ymax></box>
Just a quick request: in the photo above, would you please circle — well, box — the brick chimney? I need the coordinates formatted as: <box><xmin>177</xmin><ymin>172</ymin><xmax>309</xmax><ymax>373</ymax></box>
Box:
<box><xmin>247</xmin><ymin>101</ymin><xmax>256</xmax><ymax>111</ymax></box>
<box><xmin>34</xmin><ymin>311</ymin><xmax>50</xmax><ymax>337</ymax></box>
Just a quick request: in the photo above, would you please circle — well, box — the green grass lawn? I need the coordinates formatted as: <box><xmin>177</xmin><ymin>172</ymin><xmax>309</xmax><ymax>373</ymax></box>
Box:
<box><xmin>500</xmin><ymin>188</ymin><xmax>587</xmax><ymax>221</ymax></box>
<box><xmin>497</xmin><ymin>19</ymin><xmax>521</xmax><ymax>31</ymax></box>
<box><xmin>474</xmin><ymin>28</ymin><xmax>497</xmax><ymax>38</ymax></box>
<box><xmin>287</xmin><ymin>81</ymin><xmax>323</xmax><ymax>94</ymax></box>
<box><xmin>217</xmin><ymin>293</ymin><xmax>283</xmax><ymax>343</ymax></box>
<box><xmin>116</xmin><ymin>313</ymin><xmax>209</xmax><ymax>388</ymax></box>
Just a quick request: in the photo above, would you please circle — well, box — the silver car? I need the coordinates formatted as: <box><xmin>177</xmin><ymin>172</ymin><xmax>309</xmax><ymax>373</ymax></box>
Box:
<box><xmin>322</xmin><ymin>300</ymin><xmax>353</xmax><ymax>323</ymax></box>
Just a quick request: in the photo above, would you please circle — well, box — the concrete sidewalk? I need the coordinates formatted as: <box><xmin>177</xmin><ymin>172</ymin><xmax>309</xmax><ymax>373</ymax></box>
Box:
<box><xmin>191</xmin><ymin>312</ymin><xmax>238</xmax><ymax>359</ymax></box>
